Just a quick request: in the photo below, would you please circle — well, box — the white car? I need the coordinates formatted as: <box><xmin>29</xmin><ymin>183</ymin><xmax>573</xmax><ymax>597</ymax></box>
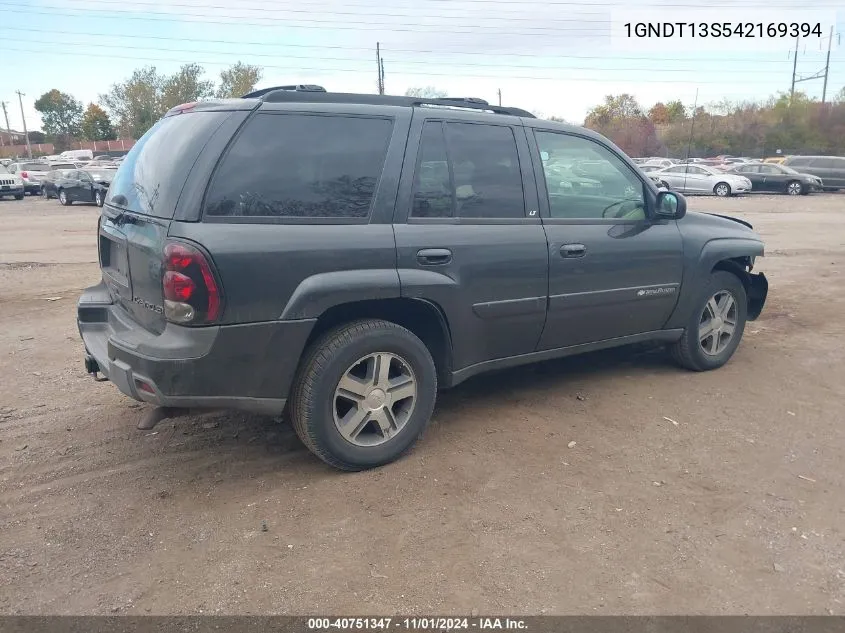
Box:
<box><xmin>651</xmin><ymin>164</ymin><xmax>752</xmax><ymax>197</ymax></box>
<box><xmin>0</xmin><ymin>164</ymin><xmax>25</xmax><ymax>199</ymax></box>
<box><xmin>6</xmin><ymin>160</ymin><xmax>51</xmax><ymax>195</ymax></box>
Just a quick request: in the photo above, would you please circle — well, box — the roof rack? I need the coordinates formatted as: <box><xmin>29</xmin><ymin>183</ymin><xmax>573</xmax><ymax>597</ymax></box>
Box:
<box><xmin>241</xmin><ymin>85</ymin><xmax>327</xmax><ymax>99</ymax></box>
<box><xmin>252</xmin><ymin>89</ymin><xmax>535</xmax><ymax>118</ymax></box>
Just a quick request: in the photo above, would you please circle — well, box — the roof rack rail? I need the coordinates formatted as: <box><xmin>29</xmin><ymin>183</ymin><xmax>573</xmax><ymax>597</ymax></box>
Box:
<box><xmin>257</xmin><ymin>90</ymin><xmax>535</xmax><ymax>118</ymax></box>
<box><xmin>241</xmin><ymin>85</ymin><xmax>327</xmax><ymax>99</ymax></box>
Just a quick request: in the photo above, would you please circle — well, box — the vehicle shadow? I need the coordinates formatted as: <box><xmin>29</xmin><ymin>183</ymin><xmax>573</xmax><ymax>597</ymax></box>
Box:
<box><xmin>127</xmin><ymin>341</ymin><xmax>677</xmax><ymax>482</ymax></box>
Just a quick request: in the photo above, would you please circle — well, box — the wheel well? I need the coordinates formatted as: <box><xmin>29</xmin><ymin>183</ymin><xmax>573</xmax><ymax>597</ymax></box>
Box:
<box><xmin>304</xmin><ymin>298</ymin><xmax>453</xmax><ymax>384</ymax></box>
<box><xmin>712</xmin><ymin>257</ymin><xmax>751</xmax><ymax>291</ymax></box>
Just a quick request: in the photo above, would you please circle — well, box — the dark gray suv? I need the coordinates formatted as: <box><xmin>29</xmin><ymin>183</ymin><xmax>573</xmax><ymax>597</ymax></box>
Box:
<box><xmin>77</xmin><ymin>86</ymin><xmax>768</xmax><ymax>470</ymax></box>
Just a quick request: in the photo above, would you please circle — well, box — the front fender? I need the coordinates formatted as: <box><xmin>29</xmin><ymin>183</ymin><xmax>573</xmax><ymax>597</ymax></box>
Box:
<box><xmin>279</xmin><ymin>268</ymin><xmax>401</xmax><ymax>320</ymax></box>
<box><xmin>665</xmin><ymin>237</ymin><xmax>765</xmax><ymax>328</ymax></box>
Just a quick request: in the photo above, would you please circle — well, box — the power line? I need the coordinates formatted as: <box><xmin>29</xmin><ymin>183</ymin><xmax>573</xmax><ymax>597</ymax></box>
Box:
<box><xmin>3</xmin><ymin>26</ymin><xmax>834</xmax><ymax>63</ymax></box>
<box><xmin>0</xmin><ymin>36</ymin><xmax>810</xmax><ymax>74</ymax></box>
<box><xmin>0</xmin><ymin>44</ymin><xmax>811</xmax><ymax>84</ymax></box>
<box><xmin>38</xmin><ymin>0</ymin><xmax>845</xmax><ymax>7</ymax></box>
<box><xmin>0</xmin><ymin>4</ymin><xmax>610</xmax><ymax>33</ymax></box>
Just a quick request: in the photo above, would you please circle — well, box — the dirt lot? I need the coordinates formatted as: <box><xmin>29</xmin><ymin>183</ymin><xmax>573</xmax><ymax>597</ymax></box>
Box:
<box><xmin>1</xmin><ymin>193</ymin><xmax>844</xmax><ymax>615</ymax></box>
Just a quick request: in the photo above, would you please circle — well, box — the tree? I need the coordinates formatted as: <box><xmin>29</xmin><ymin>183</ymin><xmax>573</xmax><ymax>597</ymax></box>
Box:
<box><xmin>648</xmin><ymin>102</ymin><xmax>670</xmax><ymax>125</ymax></box>
<box><xmin>216</xmin><ymin>62</ymin><xmax>263</xmax><ymax>98</ymax></box>
<box><xmin>100</xmin><ymin>66</ymin><xmax>165</xmax><ymax>138</ymax></box>
<box><xmin>584</xmin><ymin>94</ymin><xmax>663</xmax><ymax>156</ymax></box>
<box><xmin>162</xmin><ymin>63</ymin><xmax>214</xmax><ymax>112</ymax></box>
<box><xmin>404</xmin><ymin>86</ymin><xmax>447</xmax><ymax>98</ymax></box>
<box><xmin>81</xmin><ymin>104</ymin><xmax>116</xmax><ymax>141</ymax></box>
<box><xmin>34</xmin><ymin>89</ymin><xmax>83</xmax><ymax>138</ymax></box>
<box><xmin>665</xmin><ymin>100</ymin><xmax>687</xmax><ymax>122</ymax></box>
<box><xmin>834</xmin><ymin>86</ymin><xmax>845</xmax><ymax>103</ymax></box>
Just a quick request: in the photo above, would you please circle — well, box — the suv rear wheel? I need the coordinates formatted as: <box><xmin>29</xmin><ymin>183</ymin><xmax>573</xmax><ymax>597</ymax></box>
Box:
<box><xmin>290</xmin><ymin>319</ymin><xmax>437</xmax><ymax>470</ymax></box>
<box><xmin>670</xmin><ymin>270</ymin><xmax>748</xmax><ymax>371</ymax></box>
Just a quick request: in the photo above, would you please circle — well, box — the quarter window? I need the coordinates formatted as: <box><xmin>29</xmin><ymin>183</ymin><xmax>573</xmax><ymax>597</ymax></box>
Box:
<box><xmin>205</xmin><ymin>113</ymin><xmax>393</xmax><ymax>219</ymax></box>
<box><xmin>535</xmin><ymin>131</ymin><xmax>645</xmax><ymax>220</ymax></box>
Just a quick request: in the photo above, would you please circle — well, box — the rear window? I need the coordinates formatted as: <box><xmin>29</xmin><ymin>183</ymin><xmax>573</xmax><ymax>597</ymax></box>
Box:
<box><xmin>22</xmin><ymin>163</ymin><xmax>48</xmax><ymax>171</ymax></box>
<box><xmin>107</xmin><ymin>111</ymin><xmax>231</xmax><ymax>218</ymax></box>
<box><xmin>50</xmin><ymin>163</ymin><xmax>76</xmax><ymax>169</ymax></box>
<box><xmin>204</xmin><ymin>113</ymin><xmax>393</xmax><ymax>219</ymax></box>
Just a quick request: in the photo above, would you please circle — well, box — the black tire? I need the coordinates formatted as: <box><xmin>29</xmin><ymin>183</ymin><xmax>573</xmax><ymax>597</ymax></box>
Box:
<box><xmin>95</xmin><ymin>190</ymin><xmax>104</xmax><ymax>207</ymax></box>
<box><xmin>290</xmin><ymin>319</ymin><xmax>437</xmax><ymax>471</ymax></box>
<box><xmin>713</xmin><ymin>182</ymin><xmax>731</xmax><ymax>197</ymax></box>
<box><xmin>14</xmin><ymin>194</ymin><xmax>24</xmax><ymax>200</ymax></box>
<box><xmin>670</xmin><ymin>270</ymin><xmax>748</xmax><ymax>372</ymax></box>
<box><xmin>786</xmin><ymin>180</ymin><xmax>803</xmax><ymax>196</ymax></box>
<box><xmin>58</xmin><ymin>189</ymin><xmax>71</xmax><ymax>206</ymax></box>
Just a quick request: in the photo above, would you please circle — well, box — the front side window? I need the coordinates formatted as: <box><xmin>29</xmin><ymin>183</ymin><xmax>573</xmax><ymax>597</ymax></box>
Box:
<box><xmin>205</xmin><ymin>113</ymin><xmax>393</xmax><ymax>219</ymax></box>
<box><xmin>410</xmin><ymin>121</ymin><xmax>525</xmax><ymax>220</ymax></box>
<box><xmin>535</xmin><ymin>131</ymin><xmax>645</xmax><ymax>220</ymax></box>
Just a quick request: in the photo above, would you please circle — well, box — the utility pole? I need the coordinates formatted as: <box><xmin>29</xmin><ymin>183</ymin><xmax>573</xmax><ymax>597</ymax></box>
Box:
<box><xmin>15</xmin><ymin>90</ymin><xmax>32</xmax><ymax>158</ymax></box>
<box><xmin>790</xmin><ymin>34</ymin><xmax>799</xmax><ymax>103</ymax></box>
<box><xmin>376</xmin><ymin>42</ymin><xmax>384</xmax><ymax>95</ymax></box>
<box><xmin>380</xmin><ymin>57</ymin><xmax>385</xmax><ymax>95</ymax></box>
<box><xmin>497</xmin><ymin>88</ymin><xmax>502</xmax><ymax>106</ymax></box>
<box><xmin>0</xmin><ymin>101</ymin><xmax>9</xmax><ymax>147</ymax></box>
<box><xmin>821</xmin><ymin>26</ymin><xmax>833</xmax><ymax>104</ymax></box>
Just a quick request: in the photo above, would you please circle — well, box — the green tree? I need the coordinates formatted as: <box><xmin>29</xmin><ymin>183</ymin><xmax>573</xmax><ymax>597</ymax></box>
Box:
<box><xmin>33</xmin><ymin>89</ymin><xmax>83</xmax><ymax>138</ymax></box>
<box><xmin>81</xmin><ymin>103</ymin><xmax>116</xmax><ymax>141</ymax></box>
<box><xmin>585</xmin><ymin>94</ymin><xmax>663</xmax><ymax>156</ymax></box>
<box><xmin>404</xmin><ymin>86</ymin><xmax>447</xmax><ymax>98</ymax></box>
<box><xmin>216</xmin><ymin>62</ymin><xmax>263</xmax><ymax>98</ymax></box>
<box><xmin>162</xmin><ymin>63</ymin><xmax>214</xmax><ymax>111</ymax></box>
<box><xmin>100</xmin><ymin>66</ymin><xmax>165</xmax><ymax>138</ymax></box>
<box><xmin>665</xmin><ymin>100</ymin><xmax>687</xmax><ymax>122</ymax></box>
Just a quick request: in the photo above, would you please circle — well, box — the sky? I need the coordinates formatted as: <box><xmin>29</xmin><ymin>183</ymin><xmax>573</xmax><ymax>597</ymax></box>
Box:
<box><xmin>0</xmin><ymin>0</ymin><xmax>843</xmax><ymax>133</ymax></box>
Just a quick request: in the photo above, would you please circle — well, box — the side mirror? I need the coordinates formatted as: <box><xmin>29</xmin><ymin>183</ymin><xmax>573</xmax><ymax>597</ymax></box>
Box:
<box><xmin>655</xmin><ymin>190</ymin><xmax>686</xmax><ymax>219</ymax></box>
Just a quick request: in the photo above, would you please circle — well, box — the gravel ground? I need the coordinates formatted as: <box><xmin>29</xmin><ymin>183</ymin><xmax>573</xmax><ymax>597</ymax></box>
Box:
<box><xmin>0</xmin><ymin>192</ymin><xmax>844</xmax><ymax>615</ymax></box>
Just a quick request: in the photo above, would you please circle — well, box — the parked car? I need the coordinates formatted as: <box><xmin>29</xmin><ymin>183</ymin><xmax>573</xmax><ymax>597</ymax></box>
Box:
<box><xmin>59</xmin><ymin>149</ymin><xmax>94</xmax><ymax>161</ymax></box>
<box><xmin>77</xmin><ymin>87</ymin><xmax>768</xmax><ymax>471</ymax></box>
<box><xmin>728</xmin><ymin>162</ymin><xmax>823</xmax><ymax>195</ymax></box>
<box><xmin>0</xmin><ymin>164</ymin><xmax>25</xmax><ymax>200</ymax></box>
<box><xmin>782</xmin><ymin>156</ymin><xmax>845</xmax><ymax>191</ymax></box>
<box><xmin>6</xmin><ymin>160</ymin><xmax>50</xmax><ymax>194</ymax></box>
<box><xmin>41</xmin><ymin>168</ymin><xmax>75</xmax><ymax>199</ymax></box>
<box><xmin>56</xmin><ymin>168</ymin><xmax>116</xmax><ymax>206</ymax></box>
<box><xmin>651</xmin><ymin>164</ymin><xmax>752</xmax><ymax>196</ymax></box>
<box><xmin>642</xmin><ymin>158</ymin><xmax>675</xmax><ymax>169</ymax></box>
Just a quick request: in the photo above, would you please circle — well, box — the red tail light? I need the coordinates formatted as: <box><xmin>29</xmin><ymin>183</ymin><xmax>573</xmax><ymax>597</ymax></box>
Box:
<box><xmin>162</xmin><ymin>241</ymin><xmax>222</xmax><ymax>324</ymax></box>
<box><xmin>20</xmin><ymin>171</ymin><xmax>28</xmax><ymax>179</ymax></box>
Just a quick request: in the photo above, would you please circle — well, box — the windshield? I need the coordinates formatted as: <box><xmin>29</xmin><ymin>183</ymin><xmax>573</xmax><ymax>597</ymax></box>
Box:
<box><xmin>780</xmin><ymin>165</ymin><xmax>799</xmax><ymax>174</ymax></box>
<box><xmin>0</xmin><ymin>165</ymin><xmax>8</xmax><ymax>174</ymax></box>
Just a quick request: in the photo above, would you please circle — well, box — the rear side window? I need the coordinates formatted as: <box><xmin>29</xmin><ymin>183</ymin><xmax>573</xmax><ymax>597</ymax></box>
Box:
<box><xmin>786</xmin><ymin>157</ymin><xmax>811</xmax><ymax>167</ymax></box>
<box><xmin>204</xmin><ymin>113</ymin><xmax>393</xmax><ymax>219</ymax></box>
<box><xmin>107</xmin><ymin>111</ymin><xmax>230</xmax><ymax>218</ymax></box>
<box><xmin>410</xmin><ymin>121</ymin><xmax>525</xmax><ymax>220</ymax></box>
<box><xmin>810</xmin><ymin>157</ymin><xmax>842</xmax><ymax>168</ymax></box>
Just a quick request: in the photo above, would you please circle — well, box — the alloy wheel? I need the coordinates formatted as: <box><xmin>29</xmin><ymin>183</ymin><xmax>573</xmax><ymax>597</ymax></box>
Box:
<box><xmin>699</xmin><ymin>290</ymin><xmax>737</xmax><ymax>356</ymax></box>
<box><xmin>787</xmin><ymin>182</ymin><xmax>802</xmax><ymax>195</ymax></box>
<box><xmin>333</xmin><ymin>352</ymin><xmax>417</xmax><ymax>447</ymax></box>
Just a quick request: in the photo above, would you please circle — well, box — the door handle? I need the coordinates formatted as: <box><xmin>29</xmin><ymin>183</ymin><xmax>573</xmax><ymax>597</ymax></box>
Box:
<box><xmin>416</xmin><ymin>248</ymin><xmax>452</xmax><ymax>266</ymax></box>
<box><xmin>560</xmin><ymin>243</ymin><xmax>587</xmax><ymax>258</ymax></box>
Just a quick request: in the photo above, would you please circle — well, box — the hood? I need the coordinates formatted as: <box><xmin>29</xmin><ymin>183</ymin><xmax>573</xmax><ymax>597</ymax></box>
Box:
<box><xmin>682</xmin><ymin>210</ymin><xmax>756</xmax><ymax>233</ymax></box>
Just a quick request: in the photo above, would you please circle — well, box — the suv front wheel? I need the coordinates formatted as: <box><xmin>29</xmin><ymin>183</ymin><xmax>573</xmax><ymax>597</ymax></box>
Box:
<box><xmin>290</xmin><ymin>319</ymin><xmax>438</xmax><ymax>470</ymax></box>
<box><xmin>670</xmin><ymin>271</ymin><xmax>748</xmax><ymax>371</ymax></box>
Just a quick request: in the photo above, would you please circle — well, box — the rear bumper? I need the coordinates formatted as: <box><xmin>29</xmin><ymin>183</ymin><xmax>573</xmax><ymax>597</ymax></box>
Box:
<box><xmin>77</xmin><ymin>281</ymin><xmax>316</xmax><ymax>415</ymax></box>
<box><xmin>23</xmin><ymin>182</ymin><xmax>41</xmax><ymax>193</ymax></box>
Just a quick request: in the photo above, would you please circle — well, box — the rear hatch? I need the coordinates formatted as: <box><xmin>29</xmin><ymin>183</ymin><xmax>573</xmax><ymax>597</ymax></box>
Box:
<box><xmin>19</xmin><ymin>162</ymin><xmax>49</xmax><ymax>182</ymax></box>
<box><xmin>98</xmin><ymin>108</ymin><xmax>238</xmax><ymax>334</ymax></box>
